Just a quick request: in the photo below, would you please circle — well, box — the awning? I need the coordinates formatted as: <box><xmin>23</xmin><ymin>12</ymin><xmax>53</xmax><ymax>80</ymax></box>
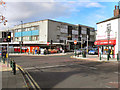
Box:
<box><xmin>94</xmin><ymin>39</ymin><xmax>116</xmax><ymax>45</ymax></box>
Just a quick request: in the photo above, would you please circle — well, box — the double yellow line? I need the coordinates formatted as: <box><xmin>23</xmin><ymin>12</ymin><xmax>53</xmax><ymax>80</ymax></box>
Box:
<box><xmin>16</xmin><ymin>64</ymin><xmax>41</xmax><ymax>90</ymax></box>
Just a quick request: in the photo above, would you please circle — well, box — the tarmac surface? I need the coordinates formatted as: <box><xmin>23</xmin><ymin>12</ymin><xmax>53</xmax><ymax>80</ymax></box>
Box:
<box><xmin>1</xmin><ymin>62</ymin><xmax>26</xmax><ymax>89</ymax></box>
<box><xmin>10</xmin><ymin>54</ymin><xmax>119</xmax><ymax>89</ymax></box>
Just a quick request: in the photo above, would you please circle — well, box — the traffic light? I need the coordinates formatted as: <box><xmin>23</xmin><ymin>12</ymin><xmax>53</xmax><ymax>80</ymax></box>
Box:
<box><xmin>2</xmin><ymin>32</ymin><xmax>11</xmax><ymax>42</ymax></box>
<box><xmin>6</xmin><ymin>32</ymin><xmax>11</xmax><ymax>42</ymax></box>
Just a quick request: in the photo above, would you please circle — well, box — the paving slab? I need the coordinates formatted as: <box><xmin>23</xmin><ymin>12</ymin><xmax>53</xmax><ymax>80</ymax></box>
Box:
<box><xmin>0</xmin><ymin>62</ymin><xmax>26</xmax><ymax>89</ymax></box>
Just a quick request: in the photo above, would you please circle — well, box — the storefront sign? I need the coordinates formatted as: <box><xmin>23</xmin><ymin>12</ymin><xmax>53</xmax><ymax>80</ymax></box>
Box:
<box><xmin>94</xmin><ymin>39</ymin><xmax>116</xmax><ymax>45</ymax></box>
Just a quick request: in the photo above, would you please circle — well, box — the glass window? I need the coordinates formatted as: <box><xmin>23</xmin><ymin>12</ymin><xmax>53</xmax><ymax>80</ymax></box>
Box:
<box><xmin>34</xmin><ymin>26</ymin><xmax>39</xmax><ymax>30</ymax></box>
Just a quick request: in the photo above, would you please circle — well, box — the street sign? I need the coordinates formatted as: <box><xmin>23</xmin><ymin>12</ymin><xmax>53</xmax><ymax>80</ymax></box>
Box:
<box><xmin>47</xmin><ymin>42</ymin><xmax>49</xmax><ymax>46</ymax></box>
<box><xmin>74</xmin><ymin>40</ymin><xmax>77</xmax><ymax>45</ymax></box>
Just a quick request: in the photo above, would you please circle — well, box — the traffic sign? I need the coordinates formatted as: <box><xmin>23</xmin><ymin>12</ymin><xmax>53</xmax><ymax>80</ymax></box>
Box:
<box><xmin>74</xmin><ymin>40</ymin><xmax>77</xmax><ymax>45</ymax></box>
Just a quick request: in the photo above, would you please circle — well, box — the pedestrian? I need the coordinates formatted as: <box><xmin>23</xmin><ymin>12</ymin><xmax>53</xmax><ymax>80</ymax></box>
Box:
<box><xmin>60</xmin><ymin>47</ymin><xmax>62</xmax><ymax>53</ymax></box>
<box><xmin>108</xmin><ymin>48</ymin><xmax>111</xmax><ymax>58</ymax></box>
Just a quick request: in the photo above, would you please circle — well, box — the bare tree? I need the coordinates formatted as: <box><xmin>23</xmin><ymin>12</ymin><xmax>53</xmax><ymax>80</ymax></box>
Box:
<box><xmin>0</xmin><ymin>0</ymin><xmax>7</xmax><ymax>26</ymax></box>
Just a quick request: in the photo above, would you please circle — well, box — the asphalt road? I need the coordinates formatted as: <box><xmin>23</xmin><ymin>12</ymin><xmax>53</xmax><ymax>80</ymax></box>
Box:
<box><xmin>10</xmin><ymin>54</ymin><xmax>119</xmax><ymax>89</ymax></box>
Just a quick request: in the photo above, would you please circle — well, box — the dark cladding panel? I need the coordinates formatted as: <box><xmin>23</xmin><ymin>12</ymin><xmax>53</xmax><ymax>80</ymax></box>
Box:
<box><xmin>78</xmin><ymin>26</ymin><xmax>81</xmax><ymax>41</ymax></box>
<box><xmin>68</xmin><ymin>26</ymin><xmax>72</xmax><ymax>40</ymax></box>
<box><xmin>87</xmin><ymin>28</ymin><xmax>90</xmax><ymax>40</ymax></box>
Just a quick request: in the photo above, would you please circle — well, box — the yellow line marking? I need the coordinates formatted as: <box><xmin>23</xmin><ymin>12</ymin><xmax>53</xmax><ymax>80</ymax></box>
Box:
<box><xmin>16</xmin><ymin>64</ymin><xmax>41</xmax><ymax>90</ymax></box>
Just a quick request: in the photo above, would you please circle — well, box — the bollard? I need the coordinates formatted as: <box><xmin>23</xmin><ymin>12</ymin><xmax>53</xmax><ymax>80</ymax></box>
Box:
<box><xmin>84</xmin><ymin>51</ymin><xmax>86</xmax><ymax>58</ymax></box>
<box><xmin>107</xmin><ymin>53</ymin><xmax>109</xmax><ymax>61</ymax></box>
<box><xmin>13</xmin><ymin>61</ymin><xmax>16</xmax><ymax>75</ymax></box>
<box><xmin>10</xmin><ymin>60</ymin><xmax>13</xmax><ymax>68</ymax></box>
<box><xmin>99</xmin><ymin>53</ymin><xmax>101</xmax><ymax>60</ymax></box>
<box><xmin>117</xmin><ymin>53</ymin><xmax>119</xmax><ymax>61</ymax></box>
<box><xmin>12</xmin><ymin>60</ymin><xmax>14</xmax><ymax>71</ymax></box>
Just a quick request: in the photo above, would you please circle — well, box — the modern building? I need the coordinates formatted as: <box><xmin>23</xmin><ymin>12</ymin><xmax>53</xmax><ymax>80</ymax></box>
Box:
<box><xmin>0</xmin><ymin>19</ymin><xmax>95</xmax><ymax>53</ymax></box>
<box><xmin>95</xmin><ymin>4</ymin><xmax>120</xmax><ymax>58</ymax></box>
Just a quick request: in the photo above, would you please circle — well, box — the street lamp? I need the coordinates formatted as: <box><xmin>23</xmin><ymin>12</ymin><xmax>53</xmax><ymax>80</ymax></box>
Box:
<box><xmin>20</xmin><ymin>21</ymin><xmax>23</xmax><ymax>53</ymax></box>
<box><xmin>87</xmin><ymin>35</ymin><xmax>88</xmax><ymax>54</ymax></box>
<box><xmin>106</xmin><ymin>23</ymin><xmax>111</xmax><ymax>48</ymax></box>
<box><xmin>106</xmin><ymin>23</ymin><xmax>111</xmax><ymax>60</ymax></box>
<box><xmin>80</xmin><ymin>34</ymin><xmax>82</xmax><ymax>55</ymax></box>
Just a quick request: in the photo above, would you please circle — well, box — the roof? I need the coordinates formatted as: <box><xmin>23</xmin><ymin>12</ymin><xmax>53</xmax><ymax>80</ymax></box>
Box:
<box><xmin>96</xmin><ymin>15</ymin><xmax>120</xmax><ymax>24</ymax></box>
<box><xmin>14</xmin><ymin>19</ymin><xmax>94</xmax><ymax>29</ymax></box>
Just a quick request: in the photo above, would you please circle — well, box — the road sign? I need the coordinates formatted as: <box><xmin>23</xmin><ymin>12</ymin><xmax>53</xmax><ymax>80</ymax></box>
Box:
<box><xmin>47</xmin><ymin>42</ymin><xmax>49</xmax><ymax>46</ymax></box>
<box><xmin>74</xmin><ymin>40</ymin><xmax>77</xmax><ymax>45</ymax></box>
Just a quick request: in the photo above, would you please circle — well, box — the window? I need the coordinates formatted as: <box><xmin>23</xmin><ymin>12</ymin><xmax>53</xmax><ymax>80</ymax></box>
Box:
<box><xmin>15</xmin><ymin>29</ymin><xmax>18</xmax><ymax>32</ymax></box>
<box><xmin>34</xmin><ymin>26</ymin><xmax>39</xmax><ymax>30</ymax></box>
<box><xmin>23</xmin><ymin>36</ymin><xmax>29</xmax><ymax>41</ymax></box>
<box><xmin>31</xmin><ymin>35</ymin><xmax>39</xmax><ymax>41</ymax></box>
<box><xmin>57</xmin><ymin>26</ymin><xmax>60</xmax><ymax>30</ymax></box>
<box><xmin>31</xmin><ymin>27</ymin><xmax>34</xmax><ymax>30</ymax></box>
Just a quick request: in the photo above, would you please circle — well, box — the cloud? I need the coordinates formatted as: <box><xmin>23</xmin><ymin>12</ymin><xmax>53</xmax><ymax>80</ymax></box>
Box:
<box><xmin>4</xmin><ymin>0</ymin><xmax>120</xmax><ymax>2</ymax></box>
<box><xmin>0</xmin><ymin>1</ymin><xmax>105</xmax><ymax>30</ymax></box>
<box><xmin>85</xmin><ymin>2</ymin><xmax>104</xmax><ymax>8</ymax></box>
<box><xmin>0</xmin><ymin>2</ymin><xmax>74</xmax><ymax>29</ymax></box>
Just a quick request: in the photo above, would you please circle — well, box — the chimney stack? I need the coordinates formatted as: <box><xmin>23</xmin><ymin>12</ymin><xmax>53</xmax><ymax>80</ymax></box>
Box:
<box><xmin>114</xmin><ymin>5</ymin><xmax>120</xmax><ymax>16</ymax></box>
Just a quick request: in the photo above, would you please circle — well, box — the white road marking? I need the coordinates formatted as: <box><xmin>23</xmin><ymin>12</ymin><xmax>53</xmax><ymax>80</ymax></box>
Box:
<box><xmin>24</xmin><ymin>64</ymin><xmax>97</xmax><ymax>70</ymax></box>
<box><xmin>105</xmin><ymin>86</ymin><xmax>112</xmax><ymax>88</ymax></box>
<box><xmin>24</xmin><ymin>65</ymin><xmax>68</xmax><ymax>70</ymax></box>
<box><xmin>89</xmin><ymin>67</ymin><xmax>97</xmax><ymax>70</ymax></box>
<box><xmin>114</xmin><ymin>72</ymin><xmax>120</xmax><ymax>74</ymax></box>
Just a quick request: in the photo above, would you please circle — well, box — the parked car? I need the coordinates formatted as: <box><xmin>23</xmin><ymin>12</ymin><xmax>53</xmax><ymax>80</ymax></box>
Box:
<box><xmin>88</xmin><ymin>48</ymin><xmax>98</xmax><ymax>55</ymax></box>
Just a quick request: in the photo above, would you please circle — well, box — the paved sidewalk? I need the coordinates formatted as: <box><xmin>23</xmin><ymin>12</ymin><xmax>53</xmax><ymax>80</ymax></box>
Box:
<box><xmin>9</xmin><ymin>52</ymin><xmax>73</xmax><ymax>56</ymax></box>
<box><xmin>71</xmin><ymin>55</ymin><xmax>118</xmax><ymax>62</ymax></box>
<box><xmin>0</xmin><ymin>62</ymin><xmax>27</xmax><ymax>89</ymax></box>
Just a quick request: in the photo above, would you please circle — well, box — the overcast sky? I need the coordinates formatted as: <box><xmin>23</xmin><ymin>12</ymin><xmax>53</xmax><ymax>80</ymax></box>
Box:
<box><xmin>0</xmin><ymin>0</ymin><xmax>118</xmax><ymax>30</ymax></box>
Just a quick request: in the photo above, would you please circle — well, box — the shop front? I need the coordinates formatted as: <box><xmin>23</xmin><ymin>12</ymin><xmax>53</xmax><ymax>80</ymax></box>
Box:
<box><xmin>94</xmin><ymin>39</ymin><xmax>116</xmax><ymax>58</ymax></box>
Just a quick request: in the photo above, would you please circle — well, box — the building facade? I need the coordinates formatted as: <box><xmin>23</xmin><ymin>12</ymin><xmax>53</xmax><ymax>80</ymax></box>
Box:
<box><xmin>95</xmin><ymin>5</ymin><xmax>120</xmax><ymax>58</ymax></box>
<box><xmin>0</xmin><ymin>19</ymin><xmax>95</xmax><ymax>52</ymax></box>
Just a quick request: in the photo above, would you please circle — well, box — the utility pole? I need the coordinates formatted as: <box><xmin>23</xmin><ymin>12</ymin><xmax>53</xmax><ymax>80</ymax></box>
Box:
<box><xmin>7</xmin><ymin>29</ymin><xmax>9</xmax><ymax>67</ymax></box>
<box><xmin>106</xmin><ymin>23</ymin><xmax>111</xmax><ymax>60</ymax></box>
<box><xmin>106</xmin><ymin>23</ymin><xmax>111</xmax><ymax>49</ymax></box>
<box><xmin>87</xmin><ymin>35</ymin><xmax>88</xmax><ymax>54</ymax></box>
<box><xmin>20</xmin><ymin>21</ymin><xmax>23</xmax><ymax>53</ymax></box>
<box><xmin>80</xmin><ymin>34</ymin><xmax>82</xmax><ymax>55</ymax></box>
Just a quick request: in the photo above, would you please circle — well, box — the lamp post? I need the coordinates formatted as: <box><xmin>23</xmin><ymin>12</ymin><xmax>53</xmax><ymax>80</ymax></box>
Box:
<box><xmin>87</xmin><ymin>35</ymin><xmax>88</xmax><ymax>54</ymax></box>
<box><xmin>20</xmin><ymin>21</ymin><xmax>23</xmax><ymax>53</ymax></box>
<box><xmin>106</xmin><ymin>24</ymin><xmax>111</xmax><ymax>48</ymax></box>
<box><xmin>106</xmin><ymin>23</ymin><xmax>111</xmax><ymax>60</ymax></box>
<box><xmin>7</xmin><ymin>28</ymin><xmax>9</xmax><ymax>67</ymax></box>
<box><xmin>80</xmin><ymin>34</ymin><xmax>82</xmax><ymax>55</ymax></box>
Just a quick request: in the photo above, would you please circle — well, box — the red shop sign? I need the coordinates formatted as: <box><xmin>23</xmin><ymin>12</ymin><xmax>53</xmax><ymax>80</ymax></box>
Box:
<box><xmin>94</xmin><ymin>39</ymin><xmax>116</xmax><ymax>45</ymax></box>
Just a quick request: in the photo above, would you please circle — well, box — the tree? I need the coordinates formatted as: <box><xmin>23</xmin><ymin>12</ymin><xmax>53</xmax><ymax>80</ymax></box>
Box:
<box><xmin>0</xmin><ymin>0</ymin><xmax>7</xmax><ymax>26</ymax></box>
